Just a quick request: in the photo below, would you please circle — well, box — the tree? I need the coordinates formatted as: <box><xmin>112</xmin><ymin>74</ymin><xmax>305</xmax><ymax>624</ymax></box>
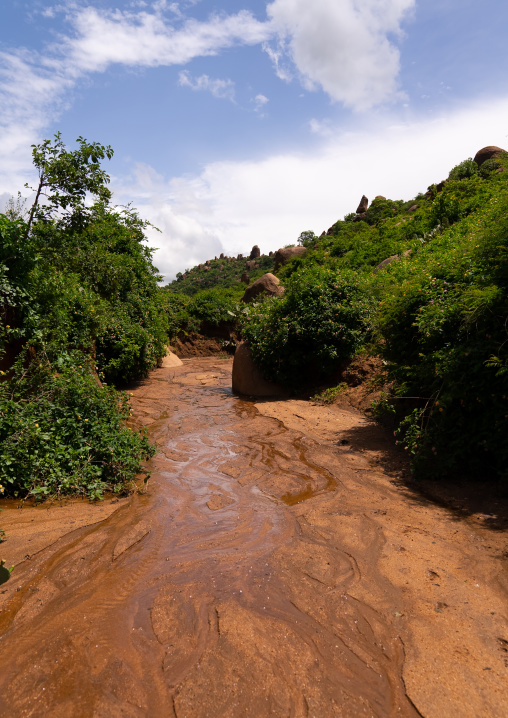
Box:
<box><xmin>25</xmin><ymin>132</ymin><xmax>114</xmax><ymax>236</ymax></box>
<box><xmin>297</xmin><ymin>230</ymin><xmax>317</xmax><ymax>246</ymax></box>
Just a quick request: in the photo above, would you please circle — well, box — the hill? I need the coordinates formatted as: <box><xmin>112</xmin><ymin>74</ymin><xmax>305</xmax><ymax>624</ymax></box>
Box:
<box><xmin>167</xmin><ymin>145</ymin><xmax>508</xmax><ymax>484</ymax></box>
<box><xmin>167</xmin><ymin>246</ymin><xmax>275</xmax><ymax>295</ymax></box>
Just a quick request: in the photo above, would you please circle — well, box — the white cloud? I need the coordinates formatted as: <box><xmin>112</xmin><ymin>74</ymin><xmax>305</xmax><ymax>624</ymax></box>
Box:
<box><xmin>0</xmin><ymin>0</ymin><xmax>418</xmax><ymax>194</ymax></box>
<box><xmin>0</xmin><ymin>4</ymin><xmax>269</xmax><ymax>194</ymax></box>
<box><xmin>0</xmin><ymin>49</ymin><xmax>75</xmax><ymax>194</ymax></box>
<box><xmin>252</xmin><ymin>93</ymin><xmax>269</xmax><ymax>116</ymax></box>
<box><xmin>112</xmin><ymin>95</ymin><xmax>508</xmax><ymax>281</ymax></box>
<box><xmin>63</xmin><ymin>6</ymin><xmax>270</xmax><ymax>72</ymax></box>
<box><xmin>265</xmin><ymin>0</ymin><xmax>415</xmax><ymax>110</ymax></box>
<box><xmin>254</xmin><ymin>94</ymin><xmax>269</xmax><ymax>107</ymax></box>
<box><xmin>178</xmin><ymin>70</ymin><xmax>235</xmax><ymax>101</ymax></box>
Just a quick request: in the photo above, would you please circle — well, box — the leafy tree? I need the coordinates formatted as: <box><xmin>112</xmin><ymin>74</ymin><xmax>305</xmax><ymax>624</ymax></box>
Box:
<box><xmin>298</xmin><ymin>230</ymin><xmax>317</xmax><ymax>246</ymax></box>
<box><xmin>25</xmin><ymin>132</ymin><xmax>113</xmax><ymax>235</ymax></box>
<box><xmin>0</xmin><ymin>134</ymin><xmax>168</xmax><ymax>499</ymax></box>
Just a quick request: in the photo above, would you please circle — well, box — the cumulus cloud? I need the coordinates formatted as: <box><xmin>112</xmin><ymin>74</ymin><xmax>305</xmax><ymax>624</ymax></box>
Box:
<box><xmin>112</xmin><ymin>95</ymin><xmax>508</xmax><ymax>281</ymax></box>
<box><xmin>0</xmin><ymin>4</ymin><xmax>269</xmax><ymax>193</ymax></box>
<box><xmin>0</xmin><ymin>0</ymin><xmax>417</xmax><ymax>193</ymax></box>
<box><xmin>265</xmin><ymin>0</ymin><xmax>415</xmax><ymax>110</ymax></box>
<box><xmin>64</xmin><ymin>6</ymin><xmax>270</xmax><ymax>72</ymax></box>
<box><xmin>0</xmin><ymin>49</ymin><xmax>75</xmax><ymax>194</ymax></box>
<box><xmin>178</xmin><ymin>70</ymin><xmax>235</xmax><ymax>101</ymax></box>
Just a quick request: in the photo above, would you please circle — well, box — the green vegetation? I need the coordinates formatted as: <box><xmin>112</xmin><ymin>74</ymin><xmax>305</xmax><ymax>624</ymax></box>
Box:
<box><xmin>240</xmin><ymin>153</ymin><xmax>508</xmax><ymax>483</ymax></box>
<box><xmin>311</xmin><ymin>383</ymin><xmax>347</xmax><ymax>404</ymax></box>
<box><xmin>169</xmin><ymin>254</ymin><xmax>274</xmax><ymax>295</ymax></box>
<box><xmin>242</xmin><ymin>266</ymin><xmax>373</xmax><ymax>387</ymax></box>
<box><xmin>0</xmin><ymin>135</ymin><xmax>165</xmax><ymax>500</ymax></box>
<box><xmin>2</xmin><ymin>134</ymin><xmax>507</xmax><ymax>497</ymax></box>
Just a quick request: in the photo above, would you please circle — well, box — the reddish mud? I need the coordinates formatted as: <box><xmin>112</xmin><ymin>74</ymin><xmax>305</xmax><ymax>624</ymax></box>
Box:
<box><xmin>0</xmin><ymin>357</ymin><xmax>507</xmax><ymax>717</ymax></box>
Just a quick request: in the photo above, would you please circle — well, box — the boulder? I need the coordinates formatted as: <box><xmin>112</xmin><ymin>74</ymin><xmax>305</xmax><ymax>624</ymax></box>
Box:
<box><xmin>232</xmin><ymin>342</ymin><xmax>287</xmax><ymax>397</ymax></box>
<box><xmin>373</xmin><ymin>255</ymin><xmax>399</xmax><ymax>274</ymax></box>
<box><xmin>269</xmin><ymin>251</ymin><xmax>274</xmax><ymax>257</ymax></box>
<box><xmin>246</xmin><ymin>260</ymin><xmax>258</xmax><ymax>271</ymax></box>
<box><xmin>474</xmin><ymin>145</ymin><xmax>507</xmax><ymax>167</ymax></box>
<box><xmin>375</xmin><ymin>195</ymin><xmax>386</xmax><ymax>200</ymax></box>
<box><xmin>249</xmin><ymin>245</ymin><xmax>261</xmax><ymax>259</ymax></box>
<box><xmin>408</xmin><ymin>204</ymin><xmax>418</xmax><ymax>212</ymax></box>
<box><xmin>373</xmin><ymin>250</ymin><xmax>411</xmax><ymax>274</ymax></box>
<box><xmin>160</xmin><ymin>349</ymin><xmax>183</xmax><ymax>368</ymax></box>
<box><xmin>241</xmin><ymin>271</ymin><xmax>250</xmax><ymax>285</ymax></box>
<box><xmin>356</xmin><ymin>195</ymin><xmax>369</xmax><ymax>213</ymax></box>
<box><xmin>273</xmin><ymin>246</ymin><xmax>307</xmax><ymax>271</ymax></box>
<box><xmin>220</xmin><ymin>252</ymin><xmax>225</xmax><ymax>259</ymax></box>
<box><xmin>237</xmin><ymin>254</ymin><xmax>243</xmax><ymax>260</ymax></box>
<box><xmin>241</xmin><ymin>273</ymin><xmax>284</xmax><ymax>303</ymax></box>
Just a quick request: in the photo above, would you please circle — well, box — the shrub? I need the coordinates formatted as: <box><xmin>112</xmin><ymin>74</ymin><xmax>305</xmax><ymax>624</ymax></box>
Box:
<box><xmin>375</xmin><ymin>181</ymin><xmax>508</xmax><ymax>479</ymax></box>
<box><xmin>187</xmin><ymin>287</ymin><xmax>240</xmax><ymax>327</ymax></box>
<box><xmin>243</xmin><ymin>266</ymin><xmax>374</xmax><ymax>387</ymax></box>
<box><xmin>0</xmin><ymin>352</ymin><xmax>154</xmax><ymax>500</ymax></box>
<box><xmin>448</xmin><ymin>157</ymin><xmax>478</xmax><ymax>181</ymax></box>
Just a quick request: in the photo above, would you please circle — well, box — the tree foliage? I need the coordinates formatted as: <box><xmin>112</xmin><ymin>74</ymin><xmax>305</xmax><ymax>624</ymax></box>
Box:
<box><xmin>0</xmin><ymin>135</ymin><xmax>167</xmax><ymax>499</ymax></box>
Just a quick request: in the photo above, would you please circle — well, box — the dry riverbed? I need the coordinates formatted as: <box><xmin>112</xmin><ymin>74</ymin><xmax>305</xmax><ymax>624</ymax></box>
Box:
<box><xmin>0</xmin><ymin>357</ymin><xmax>507</xmax><ymax>717</ymax></box>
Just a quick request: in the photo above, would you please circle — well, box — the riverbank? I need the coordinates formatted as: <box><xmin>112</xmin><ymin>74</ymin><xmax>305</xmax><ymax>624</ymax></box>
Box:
<box><xmin>0</xmin><ymin>357</ymin><xmax>506</xmax><ymax>716</ymax></box>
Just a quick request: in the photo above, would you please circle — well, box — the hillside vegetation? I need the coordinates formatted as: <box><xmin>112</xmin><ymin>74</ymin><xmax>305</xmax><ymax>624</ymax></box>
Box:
<box><xmin>170</xmin><ymin>149</ymin><xmax>508</xmax><ymax>484</ymax></box>
<box><xmin>0</xmin><ymin>135</ymin><xmax>168</xmax><ymax>500</ymax></box>
<box><xmin>245</xmin><ymin>151</ymin><xmax>508</xmax><ymax>482</ymax></box>
<box><xmin>2</xmin><ymin>136</ymin><xmax>507</xmax><ymax>504</ymax></box>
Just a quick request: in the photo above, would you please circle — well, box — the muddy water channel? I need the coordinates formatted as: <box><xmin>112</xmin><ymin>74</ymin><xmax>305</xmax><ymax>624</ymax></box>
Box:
<box><xmin>0</xmin><ymin>358</ymin><xmax>507</xmax><ymax>717</ymax></box>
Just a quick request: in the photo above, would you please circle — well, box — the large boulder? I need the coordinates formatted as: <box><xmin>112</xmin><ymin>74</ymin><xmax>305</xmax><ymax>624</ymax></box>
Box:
<box><xmin>160</xmin><ymin>349</ymin><xmax>183</xmax><ymax>368</ymax></box>
<box><xmin>249</xmin><ymin>245</ymin><xmax>261</xmax><ymax>259</ymax></box>
<box><xmin>241</xmin><ymin>273</ymin><xmax>284</xmax><ymax>303</ymax></box>
<box><xmin>356</xmin><ymin>195</ymin><xmax>369</xmax><ymax>213</ymax></box>
<box><xmin>232</xmin><ymin>342</ymin><xmax>287</xmax><ymax>396</ymax></box>
<box><xmin>474</xmin><ymin>146</ymin><xmax>507</xmax><ymax>167</ymax></box>
<box><xmin>273</xmin><ymin>246</ymin><xmax>307</xmax><ymax>271</ymax></box>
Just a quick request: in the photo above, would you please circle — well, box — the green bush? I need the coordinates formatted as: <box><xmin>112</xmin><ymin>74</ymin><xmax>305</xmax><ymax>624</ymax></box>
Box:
<box><xmin>0</xmin><ymin>135</ymin><xmax>170</xmax><ymax>499</ymax></box>
<box><xmin>375</xmin><ymin>180</ymin><xmax>508</xmax><ymax>479</ymax></box>
<box><xmin>243</xmin><ymin>266</ymin><xmax>374</xmax><ymax>386</ymax></box>
<box><xmin>0</xmin><ymin>352</ymin><xmax>154</xmax><ymax>500</ymax></box>
<box><xmin>187</xmin><ymin>287</ymin><xmax>240</xmax><ymax>327</ymax></box>
<box><xmin>448</xmin><ymin>157</ymin><xmax>478</xmax><ymax>181</ymax></box>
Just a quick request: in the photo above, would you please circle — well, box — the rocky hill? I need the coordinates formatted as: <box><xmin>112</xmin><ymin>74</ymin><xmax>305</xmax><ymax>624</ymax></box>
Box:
<box><xmin>167</xmin><ymin>245</ymin><xmax>275</xmax><ymax>295</ymax></box>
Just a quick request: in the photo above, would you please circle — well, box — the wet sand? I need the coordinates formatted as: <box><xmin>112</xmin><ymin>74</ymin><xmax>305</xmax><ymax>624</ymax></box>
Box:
<box><xmin>0</xmin><ymin>357</ymin><xmax>506</xmax><ymax>717</ymax></box>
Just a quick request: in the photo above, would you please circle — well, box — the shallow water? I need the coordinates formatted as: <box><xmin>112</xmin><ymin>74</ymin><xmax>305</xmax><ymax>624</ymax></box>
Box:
<box><xmin>0</xmin><ymin>358</ymin><xmax>506</xmax><ymax>717</ymax></box>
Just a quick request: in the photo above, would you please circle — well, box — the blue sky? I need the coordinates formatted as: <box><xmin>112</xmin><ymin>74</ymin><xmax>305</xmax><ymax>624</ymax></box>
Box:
<box><xmin>1</xmin><ymin>0</ymin><xmax>508</xmax><ymax>280</ymax></box>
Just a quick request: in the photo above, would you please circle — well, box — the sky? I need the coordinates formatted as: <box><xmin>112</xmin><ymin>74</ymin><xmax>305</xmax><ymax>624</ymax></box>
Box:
<box><xmin>1</xmin><ymin>0</ymin><xmax>508</xmax><ymax>281</ymax></box>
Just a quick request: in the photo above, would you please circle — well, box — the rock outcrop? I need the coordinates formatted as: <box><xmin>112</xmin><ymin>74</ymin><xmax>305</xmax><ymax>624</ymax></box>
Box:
<box><xmin>241</xmin><ymin>273</ymin><xmax>284</xmax><ymax>303</ymax></box>
<box><xmin>356</xmin><ymin>195</ymin><xmax>369</xmax><ymax>213</ymax></box>
<box><xmin>373</xmin><ymin>249</ymin><xmax>411</xmax><ymax>274</ymax></box>
<box><xmin>474</xmin><ymin>146</ymin><xmax>507</xmax><ymax>167</ymax></box>
<box><xmin>273</xmin><ymin>246</ymin><xmax>307</xmax><ymax>271</ymax></box>
<box><xmin>249</xmin><ymin>245</ymin><xmax>261</xmax><ymax>259</ymax></box>
<box><xmin>241</xmin><ymin>271</ymin><xmax>250</xmax><ymax>285</ymax></box>
<box><xmin>232</xmin><ymin>342</ymin><xmax>287</xmax><ymax>396</ymax></box>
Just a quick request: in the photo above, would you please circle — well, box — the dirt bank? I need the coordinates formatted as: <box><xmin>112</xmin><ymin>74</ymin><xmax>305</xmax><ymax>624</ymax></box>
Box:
<box><xmin>0</xmin><ymin>357</ymin><xmax>506</xmax><ymax>717</ymax></box>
